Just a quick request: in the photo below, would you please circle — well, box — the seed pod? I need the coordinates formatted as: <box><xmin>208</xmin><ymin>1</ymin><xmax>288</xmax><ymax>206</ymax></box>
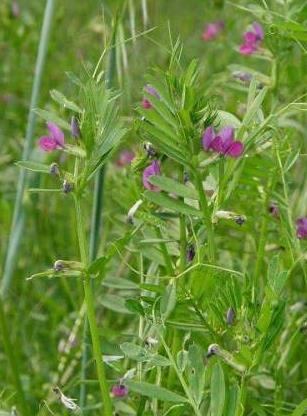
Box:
<box><xmin>234</xmin><ymin>215</ymin><xmax>246</xmax><ymax>226</ymax></box>
<box><xmin>206</xmin><ymin>343</ymin><xmax>220</xmax><ymax>358</ymax></box>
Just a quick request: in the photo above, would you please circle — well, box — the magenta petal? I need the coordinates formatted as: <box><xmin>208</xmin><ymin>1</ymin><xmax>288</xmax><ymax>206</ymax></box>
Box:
<box><xmin>219</xmin><ymin>126</ymin><xmax>234</xmax><ymax>144</ymax></box>
<box><xmin>142</xmin><ymin>98</ymin><xmax>152</xmax><ymax>109</ymax></box>
<box><xmin>47</xmin><ymin>122</ymin><xmax>65</xmax><ymax>147</ymax></box>
<box><xmin>38</xmin><ymin>136</ymin><xmax>57</xmax><ymax>152</ymax></box>
<box><xmin>253</xmin><ymin>22</ymin><xmax>264</xmax><ymax>41</ymax></box>
<box><xmin>143</xmin><ymin>160</ymin><xmax>161</xmax><ymax>191</ymax></box>
<box><xmin>202</xmin><ymin>126</ymin><xmax>215</xmax><ymax>150</ymax></box>
<box><xmin>211</xmin><ymin>137</ymin><xmax>224</xmax><ymax>153</ymax></box>
<box><xmin>244</xmin><ymin>31</ymin><xmax>257</xmax><ymax>44</ymax></box>
<box><xmin>226</xmin><ymin>141</ymin><xmax>244</xmax><ymax>158</ymax></box>
<box><xmin>239</xmin><ymin>43</ymin><xmax>256</xmax><ymax>55</ymax></box>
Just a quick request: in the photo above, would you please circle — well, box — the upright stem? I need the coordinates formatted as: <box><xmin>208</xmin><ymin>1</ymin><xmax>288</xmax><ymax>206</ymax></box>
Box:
<box><xmin>80</xmin><ymin>18</ymin><xmax>118</xmax><ymax>408</ymax></box>
<box><xmin>74</xmin><ymin>195</ymin><xmax>113</xmax><ymax>416</ymax></box>
<box><xmin>1</xmin><ymin>0</ymin><xmax>55</xmax><ymax>296</ymax></box>
<box><xmin>194</xmin><ymin>170</ymin><xmax>216</xmax><ymax>262</ymax></box>
<box><xmin>0</xmin><ymin>300</ymin><xmax>30</xmax><ymax>416</ymax></box>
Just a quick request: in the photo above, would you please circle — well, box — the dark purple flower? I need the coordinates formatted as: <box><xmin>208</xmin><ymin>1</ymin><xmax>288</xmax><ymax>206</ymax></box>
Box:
<box><xmin>296</xmin><ymin>217</ymin><xmax>307</xmax><ymax>239</ymax></box>
<box><xmin>202</xmin><ymin>21</ymin><xmax>224</xmax><ymax>41</ymax></box>
<box><xmin>116</xmin><ymin>150</ymin><xmax>135</xmax><ymax>167</ymax></box>
<box><xmin>111</xmin><ymin>384</ymin><xmax>128</xmax><ymax>398</ymax></box>
<box><xmin>202</xmin><ymin>125</ymin><xmax>244</xmax><ymax>158</ymax></box>
<box><xmin>143</xmin><ymin>160</ymin><xmax>161</xmax><ymax>191</ymax></box>
<box><xmin>71</xmin><ymin>116</ymin><xmax>81</xmax><ymax>139</ymax></box>
<box><xmin>239</xmin><ymin>22</ymin><xmax>264</xmax><ymax>56</ymax></box>
<box><xmin>38</xmin><ymin>122</ymin><xmax>65</xmax><ymax>152</ymax></box>
<box><xmin>142</xmin><ymin>85</ymin><xmax>160</xmax><ymax>109</ymax></box>
<box><xmin>268</xmin><ymin>202</ymin><xmax>279</xmax><ymax>218</ymax></box>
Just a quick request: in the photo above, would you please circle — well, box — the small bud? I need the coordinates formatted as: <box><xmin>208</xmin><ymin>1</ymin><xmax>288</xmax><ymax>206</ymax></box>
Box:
<box><xmin>63</xmin><ymin>180</ymin><xmax>73</xmax><ymax>194</ymax></box>
<box><xmin>268</xmin><ymin>202</ymin><xmax>279</xmax><ymax>218</ymax></box>
<box><xmin>234</xmin><ymin>215</ymin><xmax>246</xmax><ymax>226</ymax></box>
<box><xmin>144</xmin><ymin>336</ymin><xmax>158</xmax><ymax>348</ymax></box>
<box><xmin>186</xmin><ymin>244</ymin><xmax>195</xmax><ymax>262</ymax></box>
<box><xmin>183</xmin><ymin>171</ymin><xmax>190</xmax><ymax>184</ymax></box>
<box><xmin>54</xmin><ymin>260</ymin><xmax>65</xmax><ymax>272</ymax></box>
<box><xmin>111</xmin><ymin>384</ymin><xmax>128</xmax><ymax>398</ymax></box>
<box><xmin>49</xmin><ymin>162</ymin><xmax>60</xmax><ymax>176</ymax></box>
<box><xmin>143</xmin><ymin>142</ymin><xmax>156</xmax><ymax>157</ymax></box>
<box><xmin>233</xmin><ymin>71</ymin><xmax>252</xmax><ymax>84</ymax></box>
<box><xmin>71</xmin><ymin>116</ymin><xmax>81</xmax><ymax>139</ymax></box>
<box><xmin>206</xmin><ymin>343</ymin><xmax>220</xmax><ymax>358</ymax></box>
<box><xmin>226</xmin><ymin>307</ymin><xmax>236</xmax><ymax>325</ymax></box>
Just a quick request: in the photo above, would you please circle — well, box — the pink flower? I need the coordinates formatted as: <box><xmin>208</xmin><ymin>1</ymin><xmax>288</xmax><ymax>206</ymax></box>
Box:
<box><xmin>142</xmin><ymin>85</ymin><xmax>160</xmax><ymax>109</ymax></box>
<box><xmin>38</xmin><ymin>122</ymin><xmax>65</xmax><ymax>152</ymax></box>
<box><xmin>116</xmin><ymin>150</ymin><xmax>135</xmax><ymax>167</ymax></box>
<box><xmin>142</xmin><ymin>160</ymin><xmax>161</xmax><ymax>191</ymax></box>
<box><xmin>202</xmin><ymin>125</ymin><xmax>244</xmax><ymax>158</ymax></box>
<box><xmin>202</xmin><ymin>21</ymin><xmax>224</xmax><ymax>41</ymax></box>
<box><xmin>239</xmin><ymin>22</ymin><xmax>264</xmax><ymax>55</ymax></box>
<box><xmin>296</xmin><ymin>217</ymin><xmax>307</xmax><ymax>239</ymax></box>
<box><xmin>111</xmin><ymin>384</ymin><xmax>128</xmax><ymax>398</ymax></box>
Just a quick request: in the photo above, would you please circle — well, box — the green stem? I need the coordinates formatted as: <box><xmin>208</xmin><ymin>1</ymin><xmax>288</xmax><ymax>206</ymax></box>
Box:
<box><xmin>160</xmin><ymin>333</ymin><xmax>202</xmax><ymax>416</ymax></box>
<box><xmin>0</xmin><ymin>299</ymin><xmax>30</xmax><ymax>416</ymax></box>
<box><xmin>74</xmin><ymin>195</ymin><xmax>113</xmax><ymax>416</ymax></box>
<box><xmin>194</xmin><ymin>170</ymin><xmax>216</xmax><ymax>262</ymax></box>
<box><xmin>1</xmin><ymin>0</ymin><xmax>55</xmax><ymax>296</ymax></box>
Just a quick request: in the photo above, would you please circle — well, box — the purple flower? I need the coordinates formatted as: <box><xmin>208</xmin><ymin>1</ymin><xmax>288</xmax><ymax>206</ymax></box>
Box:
<box><xmin>239</xmin><ymin>22</ymin><xmax>264</xmax><ymax>56</ymax></box>
<box><xmin>142</xmin><ymin>160</ymin><xmax>161</xmax><ymax>191</ymax></box>
<box><xmin>142</xmin><ymin>85</ymin><xmax>160</xmax><ymax>109</ymax></box>
<box><xmin>296</xmin><ymin>217</ymin><xmax>307</xmax><ymax>239</ymax></box>
<box><xmin>202</xmin><ymin>125</ymin><xmax>244</xmax><ymax>158</ymax></box>
<box><xmin>116</xmin><ymin>150</ymin><xmax>135</xmax><ymax>167</ymax></box>
<box><xmin>111</xmin><ymin>384</ymin><xmax>128</xmax><ymax>398</ymax></box>
<box><xmin>38</xmin><ymin>122</ymin><xmax>65</xmax><ymax>152</ymax></box>
<box><xmin>202</xmin><ymin>21</ymin><xmax>224</xmax><ymax>41</ymax></box>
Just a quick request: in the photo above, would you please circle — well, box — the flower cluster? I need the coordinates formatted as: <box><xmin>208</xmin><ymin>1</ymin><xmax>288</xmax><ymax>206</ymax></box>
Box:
<box><xmin>202</xmin><ymin>21</ymin><xmax>224</xmax><ymax>41</ymax></box>
<box><xmin>239</xmin><ymin>22</ymin><xmax>264</xmax><ymax>55</ymax></box>
<box><xmin>202</xmin><ymin>125</ymin><xmax>244</xmax><ymax>158</ymax></box>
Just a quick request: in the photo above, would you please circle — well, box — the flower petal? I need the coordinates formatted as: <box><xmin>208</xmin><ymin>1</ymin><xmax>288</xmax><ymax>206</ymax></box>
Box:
<box><xmin>210</xmin><ymin>136</ymin><xmax>224</xmax><ymax>154</ymax></box>
<box><xmin>253</xmin><ymin>22</ymin><xmax>264</xmax><ymax>41</ymax></box>
<box><xmin>202</xmin><ymin>126</ymin><xmax>215</xmax><ymax>150</ymax></box>
<box><xmin>244</xmin><ymin>31</ymin><xmax>257</xmax><ymax>44</ymax></box>
<box><xmin>47</xmin><ymin>122</ymin><xmax>65</xmax><ymax>147</ymax></box>
<box><xmin>239</xmin><ymin>43</ymin><xmax>256</xmax><ymax>55</ymax></box>
<box><xmin>226</xmin><ymin>141</ymin><xmax>244</xmax><ymax>158</ymax></box>
<box><xmin>143</xmin><ymin>160</ymin><xmax>161</xmax><ymax>191</ymax></box>
<box><xmin>38</xmin><ymin>136</ymin><xmax>58</xmax><ymax>152</ymax></box>
<box><xmin>219</xmin><ymin>126</ymin><xmax>234</xmax><ymax>145</ymax></box>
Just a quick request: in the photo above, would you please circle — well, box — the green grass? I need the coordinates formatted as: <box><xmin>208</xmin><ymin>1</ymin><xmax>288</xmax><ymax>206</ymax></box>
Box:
<box><xmin>0</xmin><ymin>0</ymin><xmax>307</xmax><ymax>415</ymax></box>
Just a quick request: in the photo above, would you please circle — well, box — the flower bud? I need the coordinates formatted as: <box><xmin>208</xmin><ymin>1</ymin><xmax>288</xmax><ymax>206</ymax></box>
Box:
<box><xmin>54</xmin><ymin>260</ymin><xmax>65</xmax><ymax>272</ymax></box>
<box><xmin>63</xmin><ymin>180</ymin><xmax>73</xmax><ymax>194</ymax></box>
<box><xmin>71</xmin><ymin>116</ymin><xmax>81</xmax><ymax>139</ymax></box>
<box><xmin>111</xmin><ymin>384</ymin><xmax>128</xmax><ymax>398</ymax></box>
<box><xmin>206</xmin><ymin>343</ymin><xmax>220</xmax><ymax>358</ymax></box>
<box><xmin>49</xmin><ymin>163</ymin><xmax>60</xmax><ymax>176</ymax></box>
<box><xmin>186</xmin><ymin>244</ymin><xmax>195</xmax><ymax>262</ymax></box>
<box><xmin>143</xmin><ymin>142</ymin><xmax>156</xmax><ymax>157</ymax></box>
